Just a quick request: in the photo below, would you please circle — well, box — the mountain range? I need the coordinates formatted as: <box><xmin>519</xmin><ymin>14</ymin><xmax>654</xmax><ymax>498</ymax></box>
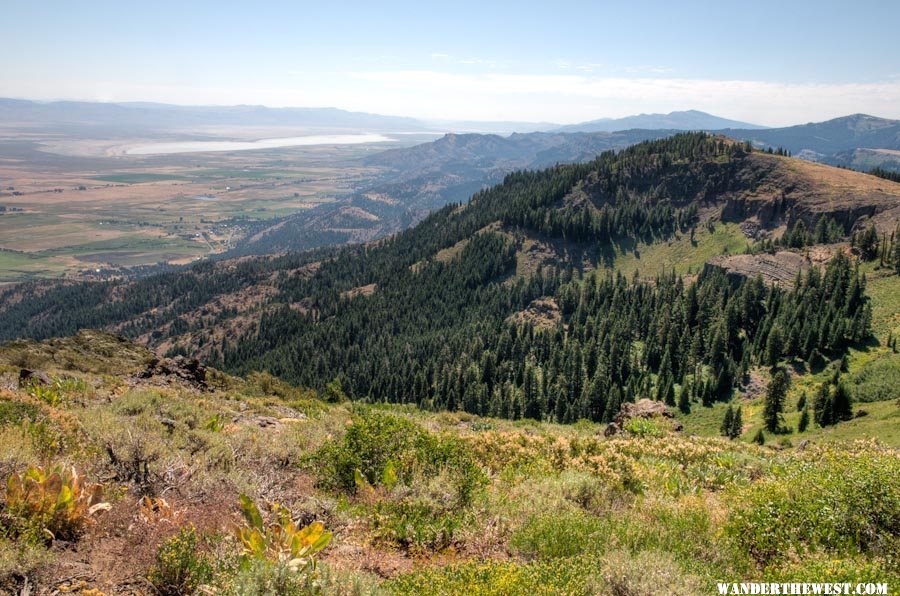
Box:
<box><xmin>0</xmin><ymin>99</ymin><xmax>766</xmax><ymax>135</ymax></box>
<box><xmin>556</xmin><ymin>109</ymin><xmax>765</xmax><ymax>132</ymax></box>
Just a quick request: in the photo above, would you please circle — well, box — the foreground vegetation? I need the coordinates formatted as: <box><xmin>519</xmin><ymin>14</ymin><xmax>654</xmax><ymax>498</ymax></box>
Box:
<box><xmin>0</xmin><ymin>331</ymin><xmax>896</xmax><ymax>594</ymax></box>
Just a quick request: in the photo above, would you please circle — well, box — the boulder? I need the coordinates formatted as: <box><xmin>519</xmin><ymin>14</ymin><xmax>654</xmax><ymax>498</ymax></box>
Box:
<box><xmin>605</xmin><ymin>398</ymin><xmax>680</xmax><ymax>435</ymax></box>
<box><xmin>19</xmin><ymin>368</ymin><xmax>52</xmax><ymax>387</ymax></box>
<box><xmin>139</xmin><ymin>355</ymin><xmax>208</xmax><ymax>390</ymax></box>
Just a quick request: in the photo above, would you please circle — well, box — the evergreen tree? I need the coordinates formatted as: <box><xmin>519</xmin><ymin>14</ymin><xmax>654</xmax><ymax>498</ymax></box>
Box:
<box><xmin>720</xmin><ymin>405</ymin><xmax>734</xmax><ymax>438</ymax></box>
<box><xmin>765</xmin><ymin>327</ymin><xmax>784</xmax><ymax>366</ymax></box>
<box><xmin>763</xmin><ymin>369</ymin><xmax>789</xmax><ymax>433</ymax></box>
<box><xmin>831</xmin><ymin>381</ymin><xmax>853</xmax><ymax>422</ymax></box>
<box><xmin>798</xmin><ymin>405</ymin><xmax>810</xmax><ymax>433</ymax></box>
<box><xmin>730</xmin><ymin>406</ymin><xmax>743</xmax><ymax>439</ymax></box>
<box><xmin>677</xmin><ymin>383</ymin><xmax>691</xmax><ymax>414</ymax></box>
<box><xmin>813</xmin><ymin>381</ymin><xmax>833</xmax><ymax>427</ymax></box>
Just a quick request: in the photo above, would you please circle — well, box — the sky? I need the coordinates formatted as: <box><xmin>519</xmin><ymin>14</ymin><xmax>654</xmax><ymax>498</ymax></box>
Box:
<box><xmin>2</xmin><ymin>0</ymin><xmax>899</xmax><ymax>126</ymax></box>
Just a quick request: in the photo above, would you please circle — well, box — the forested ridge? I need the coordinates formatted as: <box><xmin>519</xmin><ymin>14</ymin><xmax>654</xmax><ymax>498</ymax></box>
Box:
<box><xmin>215</xmin><ymin>134</ymin><xmax>872</xmax><ymax>422</ymax></box>
<box><xmin>0</xmin><ymin>133</ymin><xmax>879</xmax><ymax>423</ymax></box>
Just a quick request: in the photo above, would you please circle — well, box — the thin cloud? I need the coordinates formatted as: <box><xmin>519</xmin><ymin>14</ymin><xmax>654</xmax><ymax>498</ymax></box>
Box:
<box><xmin>352</xmin><ymin>70</ymin><xmax>900</xmax><ymax>125</ymax></box>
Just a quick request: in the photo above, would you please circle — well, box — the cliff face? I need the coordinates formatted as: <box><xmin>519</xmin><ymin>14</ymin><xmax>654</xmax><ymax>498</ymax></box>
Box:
<box><xmin>719</xmin><ymin>154</ymin><xmax>900</xmax><ymax>234</ymax></box>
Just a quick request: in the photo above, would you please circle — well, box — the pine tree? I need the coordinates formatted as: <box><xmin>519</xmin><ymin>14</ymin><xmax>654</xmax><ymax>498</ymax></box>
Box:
<box><xmin>752</xmin><ymin>428</ymin><xmax>766</xmax><ymax>445</ymax></box>
<box><xmin>664</xmin><ymin>380</ymin><xmax>676</xmax><ymax>407</ymax></box>
<box><xmin>813</xmin><ymin>381</ymin><xmax>833</xmax><ymax>427</ymax></box>
<box><xmin>731</xmin><ymin>406</ymin><xmax>743</xmax><ymax>439</ymax></box>
<box><xmin>796</xmin><ymin>392</ymin><xmax>806</xmax><ymax>411</ymax></box>
<box><xmin>677</xmin><ymin>383</ymin><xmax>691</xmax><ymax>414</ymax></box>
<box><xmin>763</xmin><ymin>369</ymin><xmax>789</xmax><ymax>433</ymax></box>
<box><xmin>765</xmin><ymin>327</ymin><xmax>784</xmax><ymax>367</ymax></box>
<box><xmin>720</xmin><ymin>405</ymin><xmax>734</xmax><ymax>438</ymax></box>
<box><xmin>831</xmin><ymin>381</ymin><xmax>853</xmax><ymax>422</ymax></box>
<box><xmin>798</xmin><ymin>405</ymin><xmax>810</xmax><ymax>432</ymax></box>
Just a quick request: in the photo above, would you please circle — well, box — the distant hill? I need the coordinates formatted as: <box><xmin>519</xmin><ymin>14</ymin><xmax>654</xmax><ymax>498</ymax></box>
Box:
<box><xmin>557</xmin><ymin>110</ymin><xmax>766</xmax><ymax>132</ymax></box>
<box><xmin>232</xmin><ymin>129</ymin><xmax>678</xmax><ymax>256</ymax></box>
<box><xmin>724</xmin><ymin>114</ymin><xmax>900</xmax><ymax>171</ymax></box>
<box><xmin>363</xmin><ymin>130</ymin><xmax>677</xmax><ymax>172</ymax></box>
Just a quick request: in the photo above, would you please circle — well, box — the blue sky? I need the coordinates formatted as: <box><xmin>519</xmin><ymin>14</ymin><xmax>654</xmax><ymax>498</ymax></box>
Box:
<box><xmin>2</xmin><ymin>0</ymin><xmax>899</xmax><ymax>125</ymax></box>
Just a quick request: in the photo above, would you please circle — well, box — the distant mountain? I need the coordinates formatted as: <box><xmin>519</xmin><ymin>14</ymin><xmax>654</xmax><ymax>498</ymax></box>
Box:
<box><xmin>363</xmin><ymin>130</ymin><xmax>676</xmax><ymax>173</ymax></box>
<box><xmin>424</xmin><ymin>119</ymin><xmax>558</xmax><ymax>134</ymax></box>
<box><xmin>724</xmin><ymin>114</ymin><xmax>900</xmax><ymax>171</ymax></box>
<box><xmin>557</xmin><ymin>110</ymin><xmax>766</xmax><ymax>133</ymax></box>
<box><xmin>0</xmin><ymin>98</ymin><xmax>427</xmax><ymax>134</ymax></box>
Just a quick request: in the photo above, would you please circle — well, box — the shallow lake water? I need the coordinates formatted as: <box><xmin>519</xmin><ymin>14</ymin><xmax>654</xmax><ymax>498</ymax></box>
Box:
<box><xmin>125</xmin><ymin>133</ymin><xmax>395</xmax><ymax>155</ymax></box>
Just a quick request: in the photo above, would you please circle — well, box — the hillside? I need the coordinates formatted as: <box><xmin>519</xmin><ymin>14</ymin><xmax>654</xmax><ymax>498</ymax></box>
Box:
<box><xmin>726</xmin><ymin>114</ymin><xmax>900</xmax><ymax>171</ymax></box>
<box><xmin>229</xmin><ymin>115</ymin><xmax>900</xmax><ymax>258</ymax></box>
<box><xmin>0</xmin><ymin>331</ymin><xmax>897</xmax><ymax>594</ymax></box>
<box><xmin>3</xmin><ymin>135</ymin><xmax>900</xmax><ymax>419</ymax></box>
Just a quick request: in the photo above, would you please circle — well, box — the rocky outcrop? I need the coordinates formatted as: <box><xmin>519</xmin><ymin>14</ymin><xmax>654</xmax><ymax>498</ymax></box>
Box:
<box><xmin>704</xmin><ymin>245</ymin><xmax>846</xmax><ymax>288</ymax></box>
<box><xmin>138</xmin><ymin>355</ymin><xmax>208</xmax><ymax>390</ymax></box>
<box><xmin>604</xmin><ymin>399</ymin><xmax>682</xmax><ymax>436</ymax></box>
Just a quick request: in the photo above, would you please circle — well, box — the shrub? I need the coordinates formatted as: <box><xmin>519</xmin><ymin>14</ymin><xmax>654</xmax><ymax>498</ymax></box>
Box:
<box><xmin>510</xmin><ymin>510</ymin><xmax>605</xmax><ymax>559</ymax></box>
<box><xmin>371</xmin><ymin>499</ymin><xmax>462</xmax><ymax>554</ymax></box>
<box><xmin>148</xmin><ymin>525</ymin><xmax>213</xmax><ymax>596</ymax></box>
<box><xmin>849</xmin><ymin>354</ymin><xmax>900</xmax><ymax>403</ymax></box>
<box><xmin>3</xmin><ymin>465</ymin><xmax>109</xmax><ymax>543</ymax></box>
<box><xmin>592</xmin><ymin>549</ymin><xmax>703</xmax><ymax>596</ymax></box>
<box><xmin>623</xmin><ymin>417</ymin><xmax>662</xmax><ymax>437</ymax></box>
<box><xmin>314</xmin><ymin>411</ymin><xmax>485</xmax><ymax>506</ymax></box>
<box><xmin>387</xmin><ymin>556</ymin><xmax>596</xmax><ymax>596</ymax></box>
<box><xmin>225</xmin><ymin>558</ymin><xmax>319</xmax><ymax>596</ymax></box>
<box><xmin>0</xmin><ymin>537</ymin><xmax>53</xmax><ymax>593</ymax></box>
<box><xmin>726</xmin><ymin>442</ymin><xmax>900</xmax><ymax>564</ymax></box>
<box><xmin>762</xmin><ymin>551</ymin><xmax>900</xmax><ymax>587</ymax></box>
<box><xmin>0</xmin><ymin>399</ymin><xmax>40</xmax><ymax>427</ymax></box>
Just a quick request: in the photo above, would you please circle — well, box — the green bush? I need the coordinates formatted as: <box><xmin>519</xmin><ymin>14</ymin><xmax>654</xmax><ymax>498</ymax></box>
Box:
<box><xmin>623</xmin><ymin>417</ymin><xmax>663</xmax><ymax>437</ymax></box>
<box><xmin>372</xmin><ymin>499</ymin><xmax>462</xmax><ymax>554</ymax></box>
<box><xmin>0</xmin><ymin>400</ymin><xmax>40</xmax><ymax>426</ymax></box>
<box><xmin>314</xmin><ymin>411</ymin><xmax>485</xmax><ymax>506</ymax></box>
<box><xmin>148</xmin><ymin>525</ymin><xmax>213</xmax><ymax>596</ymax></box>
<box><xmin>726</xmin><ymin>443</ymin><xmax>900</xmax><ymax>564</ymax></box>
<box><xmin>510</xmin><ymin>510</ymin><xmax>605</xmax><ymax>559</ymax></box>
<box><xmin>850</xmin><ymin>354</ymin><xmax>900</xmax><ymax>403</ymax></box>
<box><xmin>762</xmin><ymin>551</ymin><xmax>900</xmax><ymax>587</ymax></box>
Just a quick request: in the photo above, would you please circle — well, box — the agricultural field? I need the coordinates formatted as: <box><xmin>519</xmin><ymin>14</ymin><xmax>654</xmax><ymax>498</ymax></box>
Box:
<box><xmin>0</xmin><ymin>132</ymin><xmax>425</xmax><ymax>282</ymax></box>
